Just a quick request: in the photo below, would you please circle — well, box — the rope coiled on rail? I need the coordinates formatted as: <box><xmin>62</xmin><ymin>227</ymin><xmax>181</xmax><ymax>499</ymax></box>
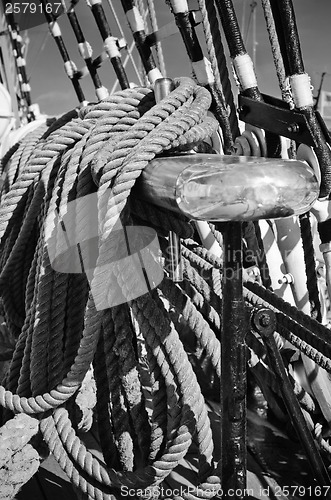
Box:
<box><xmin>0</xmin><ymin>77</ymin><xmax>225</xmax><ymax>499</ymax></box>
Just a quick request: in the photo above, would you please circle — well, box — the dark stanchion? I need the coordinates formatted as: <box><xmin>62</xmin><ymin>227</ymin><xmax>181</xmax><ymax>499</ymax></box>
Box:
<box><xmin>213</xmin><ymin>0</ymin><xmax>262</xmax><ymax>102</ymax></box>
<box><xmin>120</xmin><ymin>0</ymin><xmax>162</xmax><ymax>84</ymax></box>
<box><xmin>65</xmin><ymin>4</ymin><xmax>108</xmax><ymax>100</ymax></box>
<box><xmin>39</xmin><ymin>0</ymin><xmax>86</xmax><ymax>103</ymax></box>
<box><xmin>5</xmin><ymin>14</ymin><xmax>34</xmax><ymax>121</ymax></box>
<box><xmin>88</xmin><ymin>0</ymin><xmax>130</xmax><ymax>90</ymax></box>
<box><xmin>268</xmin><ymin>0</ymin><xmax>331</xmax><ymax>197</ymax></box>
<box><xmin>168</xmin><ymin>1</ymin><xmax>234</xmax><ymax>153</ymax></box>
<box><xmin>220</xmin><ymin>222</ymin><xmax>247</xmax><ymax>499</ymax></box>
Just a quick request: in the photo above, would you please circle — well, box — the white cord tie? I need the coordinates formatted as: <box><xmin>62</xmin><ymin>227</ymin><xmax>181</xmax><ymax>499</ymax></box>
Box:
<box><xmin>233</xmin><ymin>54</ymin><xmax>257</xmax><ymax>91</ymax></box>
<box><xmin>104</xmin><ymin>37</ymin><xmax>120</xmax><ymax>59</ymax></box>
<box><xmin>64</xmin><ymin>60</ymin><xmax>77</xmax><ymax>79</ymax></box>
<box><xmin>78</xmin><ymin>42</ymin><xmax>93</xmax><ymax>60</ymax></box>
<box><xmin>192</xmin><ymin>58</ymin><xmax>215</xmax><ymax>86</ymax></box>
<box><xmin>126</xmin><ymin>7</ymin><xmax>145</xmax><ymax>32</ymax></box>
<box><xmin>290</xmin><ymin>73</ymin><xmax>314</xmax><ymax>108</ymax></box>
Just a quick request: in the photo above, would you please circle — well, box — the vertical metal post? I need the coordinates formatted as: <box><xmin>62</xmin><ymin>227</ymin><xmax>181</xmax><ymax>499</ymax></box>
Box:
<box><xmin>221</xmin><ymin>221</ymin><xmax>247</xmax><ymax>498</ymax></box>
<box><xmin>154</xmin><ymin>78</ymin><xmax>183</xmax><ymax>282</ymax></box>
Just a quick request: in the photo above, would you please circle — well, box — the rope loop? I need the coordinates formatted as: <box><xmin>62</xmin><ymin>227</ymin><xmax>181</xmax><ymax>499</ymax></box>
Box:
<box><xmin>0</xmin><ymin>78</ymin><xmax>223</xmax><ymax>498</ymax></box>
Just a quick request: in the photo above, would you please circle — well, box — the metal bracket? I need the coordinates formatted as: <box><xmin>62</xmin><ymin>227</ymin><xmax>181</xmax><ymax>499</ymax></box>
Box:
<box><xmin>238</xmin><ymin>93</ymin><xmax>317</xmax><ymax>148</ymax></box>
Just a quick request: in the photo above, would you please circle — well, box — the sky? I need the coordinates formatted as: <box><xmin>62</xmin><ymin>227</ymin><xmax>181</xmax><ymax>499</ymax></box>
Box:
<box><xmin>20</xmin><ymin>0</ymin><xmax>331</xmax><ymax>117</ymax></box>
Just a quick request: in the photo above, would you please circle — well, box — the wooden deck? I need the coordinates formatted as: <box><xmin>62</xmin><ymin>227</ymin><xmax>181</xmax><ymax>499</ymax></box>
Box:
<box><xmin>15</xmin><ymin>386</ymin><xmax>318</xmax><ymax>500</ymax></box>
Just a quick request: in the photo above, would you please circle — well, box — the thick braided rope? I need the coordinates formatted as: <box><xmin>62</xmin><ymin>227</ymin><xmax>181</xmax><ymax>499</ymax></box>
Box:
<box><xmin>0</xmin><ymin>118</ymin><xmax>90</xmax><ymax>243</ymax></box>
<box><xmin>159</xmin><ymin>278</ymin><xmax>221</xmax><ymax>377</ymax></box>
<box><xmin>1</xmin><ymin>124</ymin><xmax>47</xmax><ymax>194</ymax></box>
<box><xmin>0</xmin><ymin>296</ymin><xmax>102</xmax><ymax>413</ymax></box>
<box><xmin>39</xmin><ymin>295</ymin><xmax>204</xmax><ymax>493</ymax></box>
<box><xmin>0</xmin><ymin>87</ymin><xmax>154</xmax><ymax>244</ymax></box>
<box><xmin>89</xmin><ymin>78</ymin><xmax>217</xmax><ymax>306</ymax></box>
<box><xmin>112</xmin><ymin>258</ymin><xmax>215</xmax><ymax>473</ymax></box>
<box><xmin>247</xmin><ymin>332</ymin><xmax>316</xmax><ymax>415</ymax></box>
<box><xmin>182</xmin><ymin>232</ymin><xmax>321</xmax><ymax>427</ymax></box>
<box><xmin>93</xmin><ymin>331</ymin><xmax>121</xmax><ymax>470</ymax></box>
<box><xmin>45</xmin><ymin>77</ymin><xmax>220</xmax><ymax>497</ymax></box>
<box><xmin>111</xmin><ymin>304</ymin><xmax>151</xmax><ymax>467</ymax></box>
<box><xmin>0</xmin><ymin>142</ymin><xmax>20</xmax><ymax>177</ymax></box>
<box><xmin>244</xmin><ymin>282</ymin><xmax>331</xmax><ymax>370</ymax></box>
<box><xmin>0</xmin><ymin>89</ymin><xmax>161</xmax><ymax>413</ymax></box>
<box><xmin>175</xmin><ymin>272</ymin><xmax>221</xmax><ymax>329</ymax></box>
<box><xmin>0</xmin><ymin>78</ymin><xmax>226</xmax><ymax>499</ymax></box>
<box><xmin>183</xmin><ymin>237</ymin><xmax>222</xmax><ymax>269</ymax></box>
<box><xmin>101</xmin><ymin>311</ymin><xmax>135</xmax><ymax>472</ymax></box>
<box><xmin>95</xmin><ymin>214</ymin><xmax>221</xmax><ymax>498</ymax></box>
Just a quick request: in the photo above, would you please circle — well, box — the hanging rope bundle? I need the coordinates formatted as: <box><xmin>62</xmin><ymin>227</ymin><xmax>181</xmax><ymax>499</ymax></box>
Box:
<box><xmin>3</xmin><ymin>0</ymin><xmax>331</xmax><ymax>497</ymax></box>
<box><xmin>0</xmin><ymin>77</ymin><xmax>226</xmax><ymax>499</ymax></box>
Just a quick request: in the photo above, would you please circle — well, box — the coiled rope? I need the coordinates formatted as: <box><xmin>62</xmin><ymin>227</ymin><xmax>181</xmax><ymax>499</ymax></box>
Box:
<box><xmin>0</xmin><ymin>78</ymin><xmax>226</xmax><ymax>499</ymax></box>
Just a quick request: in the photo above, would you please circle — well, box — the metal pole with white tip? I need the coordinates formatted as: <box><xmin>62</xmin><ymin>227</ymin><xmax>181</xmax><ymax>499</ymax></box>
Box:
<box><xmin>154</xmin><ymin>78</ymin><xmax>183</xmax><ymax>282</ymax></box>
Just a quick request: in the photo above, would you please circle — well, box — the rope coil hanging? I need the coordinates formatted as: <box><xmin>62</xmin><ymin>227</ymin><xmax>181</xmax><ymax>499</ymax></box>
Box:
<box><xmin>0</xmin><ymin>78</ymin><xmax>226</xmax><ymax>499</ymax></box>
<box><xmin>2</xmin><ymin>0</ymin><xmax>331</xmax><ymax>497</ymax></box>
